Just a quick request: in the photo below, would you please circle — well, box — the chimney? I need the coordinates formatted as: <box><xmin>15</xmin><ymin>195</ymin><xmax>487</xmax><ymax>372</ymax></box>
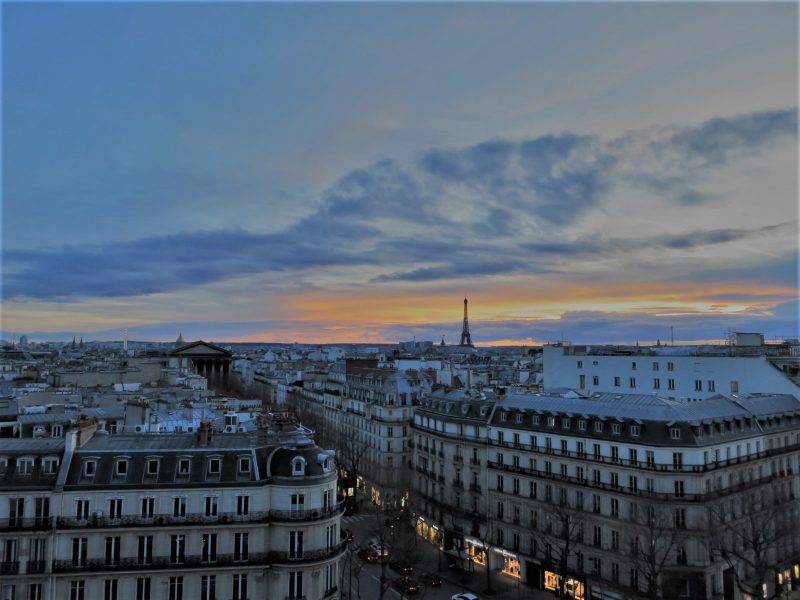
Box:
<box><xmin>70</xmin><ymin>414</ymin><xmax>99</xmax><ymax>448</ymax></box>
<box><xmin>197</xmin><ymin>420</ymin><xmax>212</xmax><ymax>446</ymax></box>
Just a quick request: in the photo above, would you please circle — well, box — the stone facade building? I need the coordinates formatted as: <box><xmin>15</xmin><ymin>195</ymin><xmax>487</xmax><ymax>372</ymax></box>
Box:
<box><xmin>0</xmin><ymin>414</ymin><xmax>345</xmax><ymax>600</ymax></box>
<box><xmin>412</xmin><ymin>388</ymin><xmax>800</xmax><ymax>600</ymax></box>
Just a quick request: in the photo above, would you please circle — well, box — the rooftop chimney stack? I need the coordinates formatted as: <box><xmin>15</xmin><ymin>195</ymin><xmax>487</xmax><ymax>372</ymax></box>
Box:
<box><xmin>198</xmin><ymin>420</ymin><xmax>212</xmax><ymax>446</ymax></box>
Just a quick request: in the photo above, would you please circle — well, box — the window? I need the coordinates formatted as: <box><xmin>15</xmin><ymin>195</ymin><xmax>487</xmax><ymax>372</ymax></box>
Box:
<box><xmin>610</xmin><ymin>498</ymin><xmax>619</xmax><ymax>517</ymax></box>
<box><xmin>653</xmin><ymin>378</ymin><xmax>660</xmax><ymax>390</ymax></box>
<box><xmin>288</xmin><ymin>572</ymin><xmax>303</xmax><ymax>599</ymax></box>
<box><xmin>708</xmin><ymin>380</ymin><xmax>716</xmax><ymax>392</ymax></box>
<box><xmin>170</xmin><ymin>535</ymin><xmax>185</xmax><ymax>563</ymax></box>
<box><xmin>83</xmin><ymin>461</ymin><xmax>96</xmax><ymax>478</ymax></box>
<box><xmin>629</xmin><ymin>377</ymin><xmax>636</xmax><ymax>388</ymax></box>
<box><xmin>236</xmin><ymin>494</ymin><xmax>250</xmax><ymax>516</ymax></box>
<box><xmin>232</xmin><ymin>575</ymin><xmax>247</xmax><ymax>600</ymax></box>
<box><xmin>674</xmin><ymin>481</ymin><xmax>684</xmax><ymax>498</ymax></box>
<box><xmin>674</xmin><ymin>508</ymin><xmax>686</xmax><ymax>528</ymax></box>
<box><xmin>135</xmin><ymin>578</ymin><xmax>151</xmax><ymax>600</ymax></box>
<box><xmin>672</xmin><ymin>452</ymin><xmax>683</xmax><ymax>469</ymax></box>
<box><xmin>668</xmin><ymin>379</ymin><xmax>675</xmax><ymax>390</ymax></box>
<box><xmin>629</xmin><ymin>475</ymin><xmax>638</xmax><ymax>491</ymax></box>
<box><xmin>70</xmin><ymin>581</ymin><xmax>85</xmax><ymax>600</ymax></box>
<box><xmin>104</xmin><ymin>536</ymin><xmax>121</xmax><ymax>566</ymax></box>
<box><xmin>577</xmin><ymin>361</ymin><xmax>583</xmax><ymax>368</ymax></box>
<box><xmin>579</xmin><ymin>374</ymin><xmax>586</xmax><ymax>388</ymax></box>
<box><xmin>291</xmin><ymin>494</ymin><xmax>305</xmax><ymax>512</ymax></box>
<box><xmin>115</xmin><ymin>460</ymin><xmax>128</xmax><ymax>477</ymax></box>
<box><xmin>177</xmin><ymin>458</ymin><xmax>190</xmax><ymax>475</ymax></box>
<box><xmin>646</xmin><ymin>451</ymin><xmax>655</xmax><ymax>468</ymax></box>
<box><xmin>140</xmin><ymin>497</ymin><xmax>155</xmax><ymax>519</ymax></box>
<box><xmin>208</xmin><ymin>458</ymin><xmax>222</xmax><ymax>475</ymax></box>
<box><xmin>611</xmin><ymin>530</ymin><xmax>620</xmax><ymax>550</ymax></box>
<box><xmin>630</xmin><ymin>425</ymin><xmax>640</xmax><ymax>437</ymax></box>
<box><xmin>137</xmin><ymin>536</ymin><xmax>153</xmax><ymax>565</ymax></box>
<box><xmin>146</xmin><ymin>459</ymin><xmax>159</xmax><ymax>476</ymax></box>
<box><xmin>205</xmin><ymin>496</ymin><xmax>218</xmax><ymax>517</ymax></box>
<box><xmin>16</xmin><ymin>457</ymin><xmax>33</xmax><ymax>475</ymax></box>
<box><xmin>592</xmin><ymin>375</ymin><xmax>599</xmax><ymax>386</ymax></box>
<box><xmin>611</xmin><ymin>447</ymin><xmax>619</xmax><ymax>462</ymax></box>
<box><xmin>202</xmin><ymin>533</ymin><xmax>217</xmax><ymax>563</ymax></box>
<box><xmin>108</xmin><ymin>498</ymin><xmax>123</xmax><ymax>519</ymax></box>
<box><xmin>578</xmin><ymin>420</ymin><xmax>586</xmax><ymax>431</ymax></box>
<box><xmin>291</xmin><ymin>457</ymin><xmax>305</xmax><ymax>476</ymax></box>
<box><xmin>670</xmin><ymin>427</ymin><xmax>681</xmax><ymax>440</ymax></box>
<box><xmin>594</xmin><ymin>422</ymin><xmax>603</xmax><ymax>433</ymax></box>
<box><xmin>168</xmin><ymin>576</ymin><xmax>183</xmax><ymax>600</ymax></box>
<box><xmin>667</xmin><ymin>361</ymin><xmax>674</xmax><ymax>371</ymax></box>
<box><xmin>238</xmin><ymin>457</ymin><xmax>250</xmax><ymax>473</ymax></box>
<box><xmin>694</xmin><ymin>380</ymin><xmax>702</xmax><ymax>392</ymax></box>
<box><xmin>562</xmin><ymin>418</ymin><xmax>571</xmax><ymax>429</ymax></box>
<box><xmin>610</xmin><ymin>472</ymin><xmax>619</xmax><ymax>489</ymax></box>
<box><xmin>71</xmin><ymin>538</ymin><xmax>87</xmax><ymax>567</ymax></box>
<box><xmin>612</xmin><ymin>423</ymin><xmax>621</xmax><ymax>435</ymax></box>
<box><xmin>42</xmin><ymin>457</ymin><xmax>59</xmax><ymax>475</ymax></box>
<box><xmin>532</xmin><ymin>415</ymin><xmax>540</xmax><ymax>425</ymax></box>
<box><xmin>613</xmin><ymin>376</ymin><xmax>621</xmax><ymax>387</ymax></box>
<box><xmin>592</xmin><ymin>494</ymin><xmax>601</xmax><ymax>513</ymax></box>
<box><xmin>234</xmin><ymin>532</ymin><xmax>249</xmax><ymax>561</ymax></box>
<box><xmin>289</xmin><ymin>531</ymin><xmax>304</xmax><ymax>559</ymax></box>
<box><xmin>173</xmin><ymin>497</ymin><xmax>186</xmax><ymax>518</ymax></box>
<box><xmin>75</xmin><ymin>498</ymin><xmax>90</xmax><ymax>520</ymax></box>
<box><xmin>593</xmin><ymin>444</ymin><xmax>601</xmax><ymax>460</ymax></box>
<box><xmin>652</xmin><ymin>362</ymin><xmax>659</xmax><ymax>371</ymax></box>
<box><xmin>200</xmin><ymin>576</ymin><xmax>216</xmax><ymax>600</ymax></box>
<box><xmin>29</xmin><ymin>583</ymin><xmax>43</xmax><ymax>600</ymax></box>
<box><xmin>631</xmin><ymin>361</ymin><xmax>637</xmax><ymax>370</ymax></box>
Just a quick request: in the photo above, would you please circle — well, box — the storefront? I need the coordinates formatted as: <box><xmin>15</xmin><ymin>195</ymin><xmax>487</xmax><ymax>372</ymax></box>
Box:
<box><xmin>493</xmin><ymin>547</ymin><xmax>520</xmax><ymax>579</ymax></box>
<box><xmin>465</xmin><ymin>537</ymin><xmax>487</xmax><ymax>567</ymax></box>
<box><xmin>415</xmin><ymin>517</ymin><xmax>442</xmax><ymax>547</ymax></box>
<box><xmin>543</xmin><ymin>570</ymin><xmax>585</xmax><ymax>600</ymax></box>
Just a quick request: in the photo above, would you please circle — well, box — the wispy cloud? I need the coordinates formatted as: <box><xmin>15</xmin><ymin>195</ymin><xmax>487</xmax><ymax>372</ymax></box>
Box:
<box><xmin>3</xmin><ymin>107</ymin><xmax>796</xmax><ymax>300</ymax></box>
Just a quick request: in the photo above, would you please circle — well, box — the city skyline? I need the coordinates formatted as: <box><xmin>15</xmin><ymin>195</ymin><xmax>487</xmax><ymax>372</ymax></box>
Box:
<box><xmin>2</xmin><ymin>2</ymin><xmax>798</xmax><ymax>345</ymax></box>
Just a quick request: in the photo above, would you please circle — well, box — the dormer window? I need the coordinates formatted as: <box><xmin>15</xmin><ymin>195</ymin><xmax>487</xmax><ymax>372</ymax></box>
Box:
<box><xmin>547</xmin><ymin>416</ymin><xmax>555</xmax><ymax>427</ymax></box>
<box><xmin>115</xmin><ymin>460</ymin><xmax>128</xmax><ymax>477</ymax></box>
<box><xmin>670</xmin><ymin>427</ymin><xmax>681</xmax><ymax>440</ymax></box>
<box><xmin>146</xmin><ymin>459</ymin><xmax>159</xmax><ymax>476</ymax></box>
<box><xmin>0</xmin><ymin>457</ymin><xmax>7</xmax><ymax>475</ymax></box>
<box><xmin>16</xmin><ymin>457</ymin><xmax>34</xmax><ymax>475</ymax></box>
<box><xmin>500</xmin><ymin>411</ymin><xmax>507</xmax><ymax>422</ymax></box>
<box><xmin>42</xmin><ymin>457</ymin><xmax>59</xmax><ymax>475</ymax></box>
<box><xmin>562</xmin><ymin>418</ymin><xmax>571</xmax><ymax>429</ymax></box>
<box><xmin>177</xmin><ymin>458</ymin><xmax>191</xmax><ymax>476</ymax></box>
<box><xmin>238</xmin><ymin>457</ymin><xmax>251</xmax><ymax>474</ymax></box>
<box><xmin>532</xmin><ymin>415</ymin><xmax>540</xmax><ymax>426</ymax></box>
<box><xmin>516</xmin><ymin>413</ymin><xmax>524</xmax><ymax>424</ymax></box>
<box><xmin>612</xmin><ymin>423</ymin><xmax>621</xmax><ymax>435</ymax></box>
<box><xmin>83</xmin><ymin>460</ymin><xmax>97</xmax><ymax>478</ymax></box>
<box><xmin>630</xmin><ymin>425</ymin><xmax>641</xmax><ymax>437</ymax></box>
<box><xmin>594</xmin><ymin>422</ymin><xmax>603</xmax><ymax>433</ymax></box>
<box><xmin>578</xmin><ymin>420</ymin><xmax>586</xmax><ymax>431</ymax></box>
<box><xmin>291</xmin><ymin>457</ymin><xmax>306</xmax><ymax>476</ymax></box>
<box><xmin>208</xmin><ymin>458</ymin><xmax>222</xmax><ymax>475</ymax></box>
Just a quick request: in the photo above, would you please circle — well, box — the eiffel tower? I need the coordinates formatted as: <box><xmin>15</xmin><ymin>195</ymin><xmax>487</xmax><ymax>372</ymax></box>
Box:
<box><xmin>459</xmin><ymin>297</ymin><xmax>474</xmax><ymax>347</ymax></box>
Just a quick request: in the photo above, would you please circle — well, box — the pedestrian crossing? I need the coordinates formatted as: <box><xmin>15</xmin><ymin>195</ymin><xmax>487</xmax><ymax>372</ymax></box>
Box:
<box><xmin>342</xmin><ymin>514</ymin><xmax>369</xmax><ymax>525</ymax></box>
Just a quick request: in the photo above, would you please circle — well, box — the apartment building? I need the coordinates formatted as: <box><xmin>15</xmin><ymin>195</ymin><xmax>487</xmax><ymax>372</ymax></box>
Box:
<box><xmin>287</xmin><ymin>359</ymin><xmax>432</xmax><ymax>506</ymax></box>
<box><xmin>542</xmin><ymin>336</ymin><xmax>800</xmax><ymax>401</ymax></box>
<box><xmin>412</xmin><ymin>388</ymin><xmax>800</xmax><ymax>600</ymax></box>
<box><xmin>0</xmin><ymin>414</ymin><xmax>345</xmax><ymax>600</ymax></box>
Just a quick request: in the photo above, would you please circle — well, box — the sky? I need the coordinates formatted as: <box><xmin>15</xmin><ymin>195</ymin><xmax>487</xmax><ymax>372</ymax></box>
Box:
<box><xmin>2</xmin><ymin>2</ymin><xmax>798</xmax><ymax>346</ymax></box>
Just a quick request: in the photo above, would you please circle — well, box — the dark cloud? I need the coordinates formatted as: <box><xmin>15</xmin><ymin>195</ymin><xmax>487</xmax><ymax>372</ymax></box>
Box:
<box><xmin>3</xmin><ymin>108</ymin><xmax>796</xmax><ymax>300</ymax></box>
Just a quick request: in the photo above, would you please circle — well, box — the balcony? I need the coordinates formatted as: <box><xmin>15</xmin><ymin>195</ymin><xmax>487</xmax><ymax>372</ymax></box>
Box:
<box><xmin>53</xmin><ymin>543</ymin><xmax>348</xmax><ymax>574</ymax></box>
<box><xmin>0</xmin><ymin>561</ymin><xmax>19</xmax><ymax>575</ymax></box>
<box><xmin>453</xmin><ymin>455</ymin><xmax>463</xmax><ymax>464</ymax></box>
<box><xmin>469</xmin><ymin>484</ymin><xmax>482</xmax><ymax>493</ymax></box>
<box><xmin>0</xmin><ymin>517</ymin><xmax>53</xmax><ymax>531</ymax></box>
<box><xmin>26</xmin><ymin>560</ymin><xmax>47</xmax><ymax>574</ymax></box>
<box><xmin>56</xmin><ymin>501</ymin><xmax>345</xmax><ymax>530</ymax></box>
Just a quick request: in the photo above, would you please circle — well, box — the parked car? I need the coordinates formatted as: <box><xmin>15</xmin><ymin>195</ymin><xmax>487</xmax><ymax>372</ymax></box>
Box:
<box><xmin>388</xmin><ymin>560</ymin><xmax>415</xmax><ymax>576</ymax></box>
<box><xmin>451</xmin><ymin>594</ymin><xmax>480</xmax><ymax>600</ymax></box>
<box><xmin>419</xmin><ymin>572</ymin><xmax>442</xmax><ymax>587</ymax></box>
<box><xmin>367</xmin><ymin>539</ymin><xmax>390</xmax><ymax>557</ymax></box>
<box><xmin>392</xmin><ymin>577</ymin><xmax>420</xmax><ymax>595</ymax></box>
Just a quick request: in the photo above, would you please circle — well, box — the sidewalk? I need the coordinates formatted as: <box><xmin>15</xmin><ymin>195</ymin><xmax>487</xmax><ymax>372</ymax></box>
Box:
<box><xmin>412</xmin><ymin>534</ymin><xmax>553</xmax><ymax>600</ymax></box>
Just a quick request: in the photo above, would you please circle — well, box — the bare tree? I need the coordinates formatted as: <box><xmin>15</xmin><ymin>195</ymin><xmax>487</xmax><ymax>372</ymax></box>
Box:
<box><xmin>628</xmin><ymin>501</ymin><xmax>682</xmax><ymax>599</ymax></box>
<box><xmin>541</xmin><ymin>492</ymin><xmax>586</xmax><ymax>598</ymax></box>
<box><xmin>707</xmin><ymin>479</ymin><xmax>800</xmax><ymax>600</ymax></box>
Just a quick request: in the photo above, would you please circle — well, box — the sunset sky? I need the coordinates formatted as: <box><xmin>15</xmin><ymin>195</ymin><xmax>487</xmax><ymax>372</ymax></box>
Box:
<box><xmin>2</xmin><ymin>2</ymin><xmax>798</xmax><ymax>345</ymax></box>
